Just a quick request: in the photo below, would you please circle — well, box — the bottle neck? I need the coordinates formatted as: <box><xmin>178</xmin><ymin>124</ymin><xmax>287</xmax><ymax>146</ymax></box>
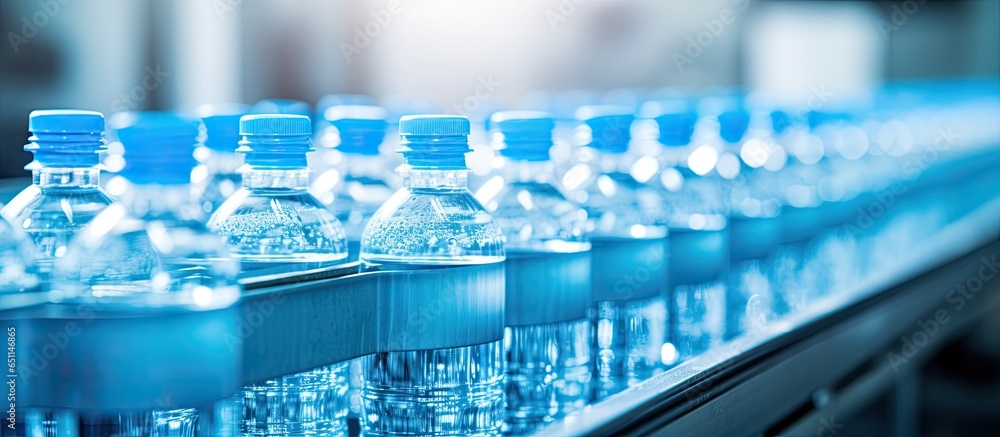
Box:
<box><xmin>32</xmin><ymin>167</ymin><xmax>100</xmax><ymax>188</ymax></box>
<box><xmin>402</xmin><ymin>167</ymin><xmax>468</xmax><ymax>189</ymax></box>
<box><xmin>242</xmin><ymin>167</ymin><xmax>310</xmax><ymax>190</ymax></box>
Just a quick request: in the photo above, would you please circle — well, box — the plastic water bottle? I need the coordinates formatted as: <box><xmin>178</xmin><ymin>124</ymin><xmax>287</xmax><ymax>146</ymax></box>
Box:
<box><xmin>564</xmin><ymin>106</ymin><xmax>669</xmax><ymax>400</ymax></box>
<box><xmin>359</xmin><ymin>115</ymin><xmax>505</xmax><ymax>436</ymax></box>
<box><xmin>710</xmin><ymin>109</ymin><xmax>784</xmax><ymax>339</ymax></box>
<box><xmin>207</xmin><ymin>114</ymin><xmax>349</xmax><ymax>270</ymax></box>
<box><xmin>310</xmin><ymin>105</ymin><xmax>394</xmax><ymax>257</ymax></box>
<box><xmin>0</xmin><ymin>214</ymin><xmax>39</xmax><ymax>296</ymax></box>
<box><xmin>194</xmin><ymin>104</ymin><xmax>249</xmax><ymax>216</ymax></box>
<box><xmin>230</xmin><ymin>364</ymin><xmax>350</xmax><ymax>436</ymax></box>
<box><xmin>477</xmin><ymin>111</ymin><xmax>591</xmax><ymax>434</ymax></box>
<box><xmin>0</xmin><ymin>110</ymin><xmax>114</xmax><ymax>280</ymax></box>
<box><xmin>53</xmin><ymin>111</ymin><xmax>241</xmax><ymax>436</ymax></box>
<box><xmin>642</xmin><ymin>100</ymin><xmax>730</xmax><ymax>361</ymax></box>
<box><xmin>202</xmin><ymin>115</ymin><xmax>351</xmax><ymax>435</ymax></box>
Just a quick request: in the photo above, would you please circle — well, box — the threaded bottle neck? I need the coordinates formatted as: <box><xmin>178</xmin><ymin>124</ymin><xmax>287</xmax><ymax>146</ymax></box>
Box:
<box><xmin>399</xmin><ymin>134</ymin><xmax>470</xmax><ymax>170</ymax></box>
<box><xmin>32</xmin><ymin>167</ymin><xmax>100</xmax><ymax>188</ymax></box>
<box><xmin>402</xmin><ymin>168</ymin><xmax>468</xmax><ymax>189</ymax></box>
<box><xmin>242</xmin><ymin>168</ymin><xmax>310</xmax><ymax>190</ymax></box>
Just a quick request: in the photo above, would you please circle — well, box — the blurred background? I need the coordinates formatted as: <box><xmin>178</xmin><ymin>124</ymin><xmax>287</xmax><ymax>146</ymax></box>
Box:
<box><xmin>1</xmin><ymin>0</ymin><xmax>997</xmax><ymax>180</ymax></box>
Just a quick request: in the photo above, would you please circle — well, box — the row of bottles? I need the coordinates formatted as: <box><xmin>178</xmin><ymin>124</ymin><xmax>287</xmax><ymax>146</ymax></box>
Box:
<box><xmin>4</xmin><ymin>79</ymin><xmax>1000</xmax><ymax>436</ymax></box>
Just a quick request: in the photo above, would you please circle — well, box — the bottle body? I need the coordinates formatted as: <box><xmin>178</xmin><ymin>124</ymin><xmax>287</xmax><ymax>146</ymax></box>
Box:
<box><xmin>361</xmin><ymin>163</ymin><xmax>506</xmax><ymax>435</ymax></box>
<box><xmin>233</xmin><ymin>363</ymin><xmax>350</xmax><ymax>436</ymax></box>
<box><xmin>566</xmin><ymin>148</ymin><xmax>670</xmax><ymax>400</ymax></box>
<box><xmin>485</xmin><ymin>160</ymin><xmax>592</xmax><ymax>434</ymax></box>
<box><xmin>209</xmin><ymin>168</ymin><xmax>348</xmax><ymax>269</ymax></box>
<box><xmin>0</xmin><ymin>216</ymin><xmax>39</xmax><ymax>295</ymax></box>
<box><xmin>362</xmin><ymin>339</ymin><xmax>506</xmax><ymax>436</ymax></box>
<box><xmin>50</xmin><ymin>182</ymin><xmax>240</xmax><ymax>436</ymax></box>
<box><xmin>194</xmin><ymin>148</ymin><xmax>244</xmax><ymax>216</ymax></box>
<box><xmin>1</xmin><ymin>168</ymin><xmax>113</xmax><ymax>279</ymax></box>
<box><xmin>55</xmin><ymin>182</ymin><xmax>239</xmax><ymax>308</ymax></box>
<box><xmin>360</xmin><ymin>170</ymin><xmax>504</xmax><ymax>266</ymax></box>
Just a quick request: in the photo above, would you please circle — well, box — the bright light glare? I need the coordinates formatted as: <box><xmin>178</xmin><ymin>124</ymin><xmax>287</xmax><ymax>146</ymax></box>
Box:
<box><xmin>104</xmin><ymin>154</ymin><xmax>126</xmax><ymax>173</ymax></box>
<box><xmin>740</xmin><ymin>138</ymin><xmax>769</xmax><ymax>168</ymax></box>
<box><xmin>688</xmin><ymin>214</ymin><xmax>707</xmax><ymax>230</ymax></box>
<box><xmin>597</xmin><ymin>175</ymin><xmax>617</xmax><ymax>197</ymax></box>
<box><xmin>687</xmin><ymin>146</ymin><xmax>718</xmax><ymax>176</ymax></box>
<box><xmin>661</xmin><ymin>343</ymin><xmax>679</xmax><ymax>366</ymax></box>
<box><xmin>716</xmin><ymin>152</ymin><xmax>741</xmax><ymax>180</ymax></box>
<box><xmin>562</xmin><ymin>164</ymin><xmax>591</xmax><ymax>191</ymax></box>
<box><xmin>660</xmin><ymin>168</ymin><xmax>684</xmax><ymax>192</ymax></box>
<box><xmin>193</xmin><ymin>285</ymin><xmax>214</xmax><ymax>308</ymax></box>
<box><xmin>630</xmin><ymin>155</ymin><xmax>659</xmax><ymax>184</ymax></box>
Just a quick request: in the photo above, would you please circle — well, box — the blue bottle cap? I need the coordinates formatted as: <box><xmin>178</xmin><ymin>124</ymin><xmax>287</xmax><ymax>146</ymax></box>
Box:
<box><xmin>807</xmin><ymin>111</ymin><xmax>852</xmax><ymax>131</ymax></box>
<box><xmin>237</xmin><ymin>114</ymin><xmax>313</xmax><ymax>168</ymax></box>
<box><xmin>251</xmin><ymin>99</ymin><xmax>312</xmax><ymax>117</ymax></box>
<box><xmin>198</xmin><ymin>104</ymin><xmax>248</xmax><ymax>152</ymax></box>
<box><xmin>770</xmin><ymin>110</ymin><xmax>792</xmax><ymax>134</ymax></box>
<box><xmin>398</xmin><ymin>115</ymin><xmax>470</xmax><ymax>170</ymax></box>
<box><xmin>324</xmin><ymin>105</ymin><xmax>389</xmax><ymax>156</ymax></box>
<box><xmin>576</xmin><ymin>105</ymin><xmax>634</xmax><ymax>154</ymax></box>
<box><xmin>24</xmin><ymin>109</ymin><xmax>106</xmax><ymax>169</ymax></box>
<box><xmin>642</xmin><ymin>100</ymin><xmax>697</xmax><ymax>147</ymax></box>
<box><xmin>112</xmin><ymin>111</ymin><xmax>198</xmax><ymax>185</ymax></box>
<box><xmin>490</xmin><ymin>110</ymin><xmax>555</xmax><ymax>161</ymax></box>
<box><xmin>717</xmin><ymin>110</ymin><xmax>750</xmax><ymax>143</ymax></box>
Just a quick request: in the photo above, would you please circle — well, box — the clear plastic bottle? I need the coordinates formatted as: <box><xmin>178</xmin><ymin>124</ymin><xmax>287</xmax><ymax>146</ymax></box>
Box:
<box><xmin>204</xmin><ymin>115</ymin><xmax>352</xmax><ymax>436</ymax></box>
<box><xmin>53</xmin><ymin>111</ymin><xmax>241</xmax><ymax>436</ymax></box>
<box><xmin>208</xmin><ymin>114</ymin><xmax>349</xmax><ymax>270</ymax></box>
<box><xmin>717</xmin><ymin>109</ymin><xmax>784</xmax><ymax>339</ymax></box>
<box><xmin>359</xmin><ymin>115</ymin><xmax>505</xmax><ymax>436</ymax></box>
<box><xmin>310</xmin><ymin>105</ymin><xmax>394</xmax><ymax>257</ymax></box>
<box><xmin>642</xmin><ymin>101</ymin><xmax>730</xmax><ymax>362</ymax></box>
<box><xmin>193</xmin><ymin>104</ymin><xmax>248</xmax><ymax>216</ymax></box>
<box><xmin>478</xmin><ymin>111</ymin><xmax>591</xmax><ymax>434</ymax></box>
<box><xmin>563</xmin><ymin>106</ymin><xmax>669</xmax><ymax>400</ymax></box>
<box><xmin>234</xmin><ymin>365</ymin><xmax>351</xmax><ymax>436</ymax></box>
<box><xmin>0</xmin><ymin>213</ymin><xmax>39</xmax><ymax>296</ymax></box>
<box><xmin>0</xmin><ymin>110</ymin><xmax>114</xmax><ymax>280</ymax></box>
